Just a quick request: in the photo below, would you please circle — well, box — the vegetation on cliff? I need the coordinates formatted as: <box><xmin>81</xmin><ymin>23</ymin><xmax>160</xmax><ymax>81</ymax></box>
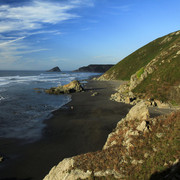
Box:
<box><xmin>43</xmin><ymin>102</ymin><xmax>180</xmax><ymax>180</ymax></box>
<box><xmin>73</xmin><ymin>107</ymin><xmax>180</xmax><ymax>180</ymax></box>
<box><xmin>74</xmin><ymin>64</ymin><xmax>114</xmax><ymax>73</ymax></box>
<box><xmin>99</xmin><ymin>30</ymin><xmax>180</xmax><ymax>104</ymax></box>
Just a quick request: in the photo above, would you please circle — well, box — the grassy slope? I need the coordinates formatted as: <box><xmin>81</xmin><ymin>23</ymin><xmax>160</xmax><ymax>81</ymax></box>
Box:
<box><xmin>101</xmin><ymin>31</ymin><xmax>180</xmax><ymax>80</ymax></box>
<box><xmin>133</xmin><ymin>34</ymin><xmax>180</xmax><ymax>103</ymax></box>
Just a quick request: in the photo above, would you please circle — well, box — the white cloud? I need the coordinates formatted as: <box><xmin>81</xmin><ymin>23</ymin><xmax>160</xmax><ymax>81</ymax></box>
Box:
<box><xmin>0</xmin><ymin>1</ymin><xmax>80</xmax><ymax>33</ymax></box>
<box><xmin>0</xmin><ymin>36</ymin><xmax>26</xmax><ymax>46</ymax></box>
<box><xmin>0</xmin><ymin>0</ymin><xmax>94</xmax><ymax>69</ymax></box>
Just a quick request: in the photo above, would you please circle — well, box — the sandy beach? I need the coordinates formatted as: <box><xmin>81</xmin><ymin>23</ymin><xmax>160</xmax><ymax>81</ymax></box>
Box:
<box><xmin>0</xmin><ymin>80</ymin><xmax>132</xmax><ymax>180</ymax></box>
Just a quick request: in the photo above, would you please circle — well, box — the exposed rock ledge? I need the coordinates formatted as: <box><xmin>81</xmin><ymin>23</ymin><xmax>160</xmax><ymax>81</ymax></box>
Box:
<box><xmin>45</xmin><ymin>80</ymin><xmax>84</xmax><ymax>94</ymax></box>
<box><xmin>43</xmin><ymin>102</ymin><xmax>179</xmax><ymax>179</ymax></box>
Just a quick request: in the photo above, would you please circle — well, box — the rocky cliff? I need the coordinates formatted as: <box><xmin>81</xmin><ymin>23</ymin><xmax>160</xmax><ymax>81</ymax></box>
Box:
<box><xmin>74</xmin><ymin>64</ymin><xmax>114</xmax><ymax>73</ymax></box>
<box><xmin>44</xmin><ymin>102</ymin><xmax>180</xmax><ymax>179</ymax></box>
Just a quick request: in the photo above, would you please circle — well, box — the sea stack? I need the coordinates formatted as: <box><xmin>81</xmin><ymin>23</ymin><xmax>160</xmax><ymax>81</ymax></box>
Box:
<box><xmin>47</xmin><ymin>66</ymin><xmax>61</xmax><ymax>72</ymax></box>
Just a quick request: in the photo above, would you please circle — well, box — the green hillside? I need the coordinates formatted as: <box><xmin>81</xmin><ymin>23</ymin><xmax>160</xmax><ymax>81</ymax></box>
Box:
<box><xmin>100</xmin><ymin>30</ymin><xmax>180</xmax><ymax>104</ymax></box>
<box><xmin>100</xmin><ymin>30</ymin><xmax>180</xmax><ymax>81</ymax></box>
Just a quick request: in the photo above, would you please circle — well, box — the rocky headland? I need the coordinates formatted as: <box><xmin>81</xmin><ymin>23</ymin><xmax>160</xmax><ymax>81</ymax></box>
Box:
<box><xmin>74</xmin><ymin>64</ymin><xmax>114</xmax><ymax>73</ymax></box>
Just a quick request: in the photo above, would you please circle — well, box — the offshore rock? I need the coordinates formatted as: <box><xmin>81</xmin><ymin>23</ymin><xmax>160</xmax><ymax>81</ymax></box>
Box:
<box><xmin>47</xmin><ymin>66</ymin><xmax>61</xmax><ymax>72</ymax></box>
<box><xmin>45</xmin><ymin>80</ymin><xmax>84</xmax><ymax>94</ymax></box>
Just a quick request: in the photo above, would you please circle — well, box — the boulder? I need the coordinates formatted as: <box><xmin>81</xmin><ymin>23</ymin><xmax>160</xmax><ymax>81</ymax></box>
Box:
<box><xmin>126</xmin><ymin>101</ymin><xmax>150</xmax><ymax>121</ymax></box>
<box><xmin>45</xmin><ymin>80</ymin><xmax>84</xmax><ymax>94</ymax></box>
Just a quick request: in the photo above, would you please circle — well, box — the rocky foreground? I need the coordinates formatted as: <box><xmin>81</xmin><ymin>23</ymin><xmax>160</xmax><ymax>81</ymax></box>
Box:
<box><xmin>43</xmin><ymin>101</ymin><xmax>180</xmax><ymax>179</ymax></box>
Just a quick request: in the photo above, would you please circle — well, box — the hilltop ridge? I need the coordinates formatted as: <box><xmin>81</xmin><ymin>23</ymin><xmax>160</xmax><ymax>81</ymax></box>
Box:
<box><xmin>74</xmin><ymin>64</ymin><xmax>114</xmax><ymax>73</ymax></box>
<box><xmin>99</xmin><ymin>30</ymin><xmax>180</xmax><ymax>105</ymax></box>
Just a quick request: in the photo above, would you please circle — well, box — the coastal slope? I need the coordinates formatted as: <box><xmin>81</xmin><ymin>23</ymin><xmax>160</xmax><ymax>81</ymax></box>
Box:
<box><xmin>99</xmin><ymin>30</ymin><xmax>180</xmax><ymax>105</ymax></box>
<box><xmin>74</xmin><ymin>64</ymin><xmax>114</xmax><ymax>73</ymax></box>
<box><xmin>44</xmin><ymin>102</ymin><xmax>180</xmax><ymax>180</ymax></box>
<box><xmin>43</xmin><ymin>30</ymin><xmax>180</xmax><ymax>180</ymax></box>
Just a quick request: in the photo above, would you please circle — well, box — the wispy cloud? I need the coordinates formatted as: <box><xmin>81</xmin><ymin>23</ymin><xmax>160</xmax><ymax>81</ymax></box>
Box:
<box><xmin>0</xmin><ymin>1</ymin><xmax>79</xmax><ymax>33</ymax></box>
<box><xmin>0</xmin><ymin>36</ymin><xmax>26</xmax><ymax>47</ymax></box>
<box><xmin>0</xmin><ymin>0</ymin><xmax>93</xmax><ymax>68</ymax></box>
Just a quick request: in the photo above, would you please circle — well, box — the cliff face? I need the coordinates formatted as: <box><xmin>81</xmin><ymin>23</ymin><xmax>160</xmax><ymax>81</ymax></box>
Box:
<box><xmin>43</xmin><ymin>102</ymin><xmax>180</xmax><ymax>179</ymax></box>
<box><xmin>99</xmin><ymin>30</ymin><xmax>180</xmax><ymax>105</ymax></box>
<box><xmin>74</xmin><ymin>64</ymin><xmax>114</xmax><ymax>73</ymax></box>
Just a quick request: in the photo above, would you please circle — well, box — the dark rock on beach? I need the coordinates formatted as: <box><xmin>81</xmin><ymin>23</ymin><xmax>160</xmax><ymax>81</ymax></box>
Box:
<box><xmin>47</xmin><ymin>66</ymin><xmax>61</xmax><ymax>72</ymax></box>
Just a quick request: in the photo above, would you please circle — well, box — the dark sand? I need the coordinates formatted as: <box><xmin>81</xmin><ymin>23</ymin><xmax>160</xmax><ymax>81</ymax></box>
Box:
<box><xmin>0</xmin><ymin>80</ymin><xmax>132</xmax><ymax>180</ymax></box>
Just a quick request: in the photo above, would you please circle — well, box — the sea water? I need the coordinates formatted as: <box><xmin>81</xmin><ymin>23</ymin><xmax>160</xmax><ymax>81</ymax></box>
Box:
<box><xmin>0</xmin><ymin>70</ymin><xmax>100</xmax><ymax>141</ymax></box>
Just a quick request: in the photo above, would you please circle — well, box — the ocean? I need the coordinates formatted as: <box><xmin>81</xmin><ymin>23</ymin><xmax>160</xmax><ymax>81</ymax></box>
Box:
<box><xmin>0</xmin><ymin>70</ymin><xmax>100</xmax><ymax>142</ymax></box>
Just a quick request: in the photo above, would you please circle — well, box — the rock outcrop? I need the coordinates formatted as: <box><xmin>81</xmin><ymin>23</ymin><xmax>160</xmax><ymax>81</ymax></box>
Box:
<box><xmin>43</xmin><ymin>158</ymin><xmax>92</xmax><ymax>180</ymax></box>
<box><xmin>47</xmin><ymin>66</ymin><xmax>61</xmax><ymax>72</ymax></box>
<box><xmin>103</xmin><ymin>101</ymin><xmax>150</xmax><ymax>150</ymax></box>
<box><xmin>43</xmin><ymin>102</ymin><xmax>180</xmax><ymax>179</ymax></box>
<box><xmin>45</xmin><ymin>80</ymin><xmax>84</xmax><ymax>94</ymax></box>
<box><xmin>74</xmin><ymin>64</ymin><xmax>114</xmax><ymax>73</ymax></box>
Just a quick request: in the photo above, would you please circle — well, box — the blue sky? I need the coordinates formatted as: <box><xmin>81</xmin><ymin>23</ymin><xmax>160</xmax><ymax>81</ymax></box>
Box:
<box><xmin>0</xmin><ymin>0</ymin><xmax>179</xmax><ymax>71</ymax></box>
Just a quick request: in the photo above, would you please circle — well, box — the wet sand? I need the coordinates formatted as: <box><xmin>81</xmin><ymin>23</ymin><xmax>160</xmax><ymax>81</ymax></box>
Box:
<box><xmin>0</xmin><ymin>80</ymin><xmax>132</xmax><ymax>180</ymax></box>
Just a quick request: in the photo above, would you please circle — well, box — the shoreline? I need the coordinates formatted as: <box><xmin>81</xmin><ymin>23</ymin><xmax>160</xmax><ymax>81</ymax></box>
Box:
<box><xmin>0</xmin><ymin>79</ymin><xmax>131</xmax><ymax>180</ymax></box>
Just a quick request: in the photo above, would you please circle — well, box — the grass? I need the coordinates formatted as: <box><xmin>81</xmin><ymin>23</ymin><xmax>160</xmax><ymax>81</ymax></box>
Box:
<box><xmin>101</xmin><ymin>30</ymin><xmax>180</xmax><ymax>80</ymax></box>
<box><xmin>136</xmin><ymin>67</ymin><xmax>144</xmax><ymax>78</ymax></box>
<box><xmin>100</xmin><ymin>30</ymin><xmax>180</xmax><ymax>104</ymax></box>
<box><xmin>133</xmin><ymin>55</ymin><xmax>180</xmax><ymax>103</ymax></box>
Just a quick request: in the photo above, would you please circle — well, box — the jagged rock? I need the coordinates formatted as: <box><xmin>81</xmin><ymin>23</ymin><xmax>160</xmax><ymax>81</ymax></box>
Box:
<box><xmin>136</xmin><ymin>121</ymin><xmax>147</xmax><ymax>132</ymax></box>
<box><xmin>43</xmin><ymin>158</ymin><xmax>92</xmax><ymax>180</ymax></box>
<box><xmin>103</xmin><ymin>102</ymin><xmax>150</xmax><ymax>150</ymax></box>
<box><xmin>47</xmin><ymin>66</ymin><xmax>61</xmax><ymax>72</ymax></box>
<box><xmin>43</xmin><ymin>158</ymin><xmax>123</xmax><ymax>180</ymax></box>
<box><xmin>45</xmin><ymin>80</ymin><xmax>84</xmax><ymax>94</ymax></box>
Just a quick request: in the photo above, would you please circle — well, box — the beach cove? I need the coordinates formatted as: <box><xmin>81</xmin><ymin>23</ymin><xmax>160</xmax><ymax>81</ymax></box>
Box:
<box><xmin>0</xmin><ymin>80</ymin><xmax>132</xmax><ymax>180</ymax></box>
